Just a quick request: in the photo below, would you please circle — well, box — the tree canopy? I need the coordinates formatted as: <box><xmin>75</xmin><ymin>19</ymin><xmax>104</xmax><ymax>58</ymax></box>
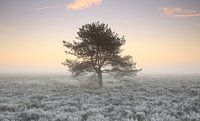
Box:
<box><xmin>62</xmin><ymin>22</ymin><xmax>141</xmax><ymax>87</ymax></box>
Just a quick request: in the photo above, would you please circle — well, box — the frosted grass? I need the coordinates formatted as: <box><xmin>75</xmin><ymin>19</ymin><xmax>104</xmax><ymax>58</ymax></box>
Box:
<box><xmin>0</xmin><ymin>74</ymin><xmax>199</xmax><ymax>121</ymax></box>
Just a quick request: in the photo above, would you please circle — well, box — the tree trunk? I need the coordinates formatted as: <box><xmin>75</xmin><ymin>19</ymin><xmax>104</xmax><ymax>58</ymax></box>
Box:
<box><xmin>97</xmin><ymin>71</ymin><xmax>103</xmax><ymax>88</ymax></box>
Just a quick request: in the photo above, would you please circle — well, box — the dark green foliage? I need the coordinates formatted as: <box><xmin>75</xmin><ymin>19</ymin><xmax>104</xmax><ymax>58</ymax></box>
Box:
<box><xmin>62</xmin><ymin>22</ymin><xmax>141</xmax><ymax>87</ymax></box>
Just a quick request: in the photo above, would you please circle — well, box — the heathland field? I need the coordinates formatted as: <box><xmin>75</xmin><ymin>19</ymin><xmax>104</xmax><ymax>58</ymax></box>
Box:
<box><xmin>0</xmin><ymin>74</ymin><xmax>200</xmax><ymax>121</ymax></box>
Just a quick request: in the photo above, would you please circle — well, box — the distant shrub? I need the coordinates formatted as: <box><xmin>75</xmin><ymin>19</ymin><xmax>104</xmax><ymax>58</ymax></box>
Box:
<box><xmin>24</xmin><ymin>99</ymin><xmax>45</xmax><ymax>109</ymax></box>
<box><xmin>18</xmin><ymin>108</ymin><xmax>51</xmax><ymax>121</ymax></box>
<box><xmin>0</xmin><ymin>103</ymin><xmax>16</xmax><ymax>112</ymax></box>
<box><xmin>30</xmin><ymin>94</ymin><xmax>48</xmax><ymax>100</ymax></box>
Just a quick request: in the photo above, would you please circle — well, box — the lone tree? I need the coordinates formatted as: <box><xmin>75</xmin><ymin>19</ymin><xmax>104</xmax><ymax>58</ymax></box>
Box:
<box><xmin>62</xmin><ymin>22</ymin><xmax>141</xmax><ymax>87</ymax></box>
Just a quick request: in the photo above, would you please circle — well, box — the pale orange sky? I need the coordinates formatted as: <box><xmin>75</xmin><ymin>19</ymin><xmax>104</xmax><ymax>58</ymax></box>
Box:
<box><xmin>0</xmin><ymin>0</ymin><xmax>200</xmax><ymax>74</ymax></box>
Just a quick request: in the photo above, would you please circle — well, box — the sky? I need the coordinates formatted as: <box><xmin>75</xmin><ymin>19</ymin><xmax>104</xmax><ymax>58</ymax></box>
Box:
<box><xmin>0</xmin><ymin>0</ymin><xmax>200</xmax><ymax>74</ymax></box>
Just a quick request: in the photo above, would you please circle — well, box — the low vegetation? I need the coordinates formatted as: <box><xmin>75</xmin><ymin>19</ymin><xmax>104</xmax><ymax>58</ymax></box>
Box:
<box><xmin>0</xmin><ymin>75</ymin><xmax>200</xmax><ymax>121</ymax></box>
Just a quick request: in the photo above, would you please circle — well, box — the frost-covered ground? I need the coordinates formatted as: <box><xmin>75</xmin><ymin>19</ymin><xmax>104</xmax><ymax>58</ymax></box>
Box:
<box><xmin>0</xmin><ymin>74</ymin><xmax>200</xmax><ymax>121</ymax></box>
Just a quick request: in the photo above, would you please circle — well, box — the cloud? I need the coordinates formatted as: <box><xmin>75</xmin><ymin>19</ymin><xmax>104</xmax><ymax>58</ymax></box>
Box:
<box><xmin>66</xmin><ymin>0</ymin><xmax>102</xmax><ymax>10</ymax></box>
<box><xmin>27</xmin><ymin>5</ymin><xmax>64</xmax><ymax>11</ymax></box>
<box><xmin>163</xmin><ymin>7</ymin><xmax>200</xmax><ymax>17</ymax></box>
<box><xmin>26</xmin><ymin>0</ymin><xmax>102</xmax><ymax>11</ymax></box>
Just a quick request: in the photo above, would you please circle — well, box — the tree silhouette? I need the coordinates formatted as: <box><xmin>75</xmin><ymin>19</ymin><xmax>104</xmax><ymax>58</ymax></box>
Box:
<box><xmin>62</xmin><ymin>22</ymin><xmax>141</xmax><ymax>87</ymax></box>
